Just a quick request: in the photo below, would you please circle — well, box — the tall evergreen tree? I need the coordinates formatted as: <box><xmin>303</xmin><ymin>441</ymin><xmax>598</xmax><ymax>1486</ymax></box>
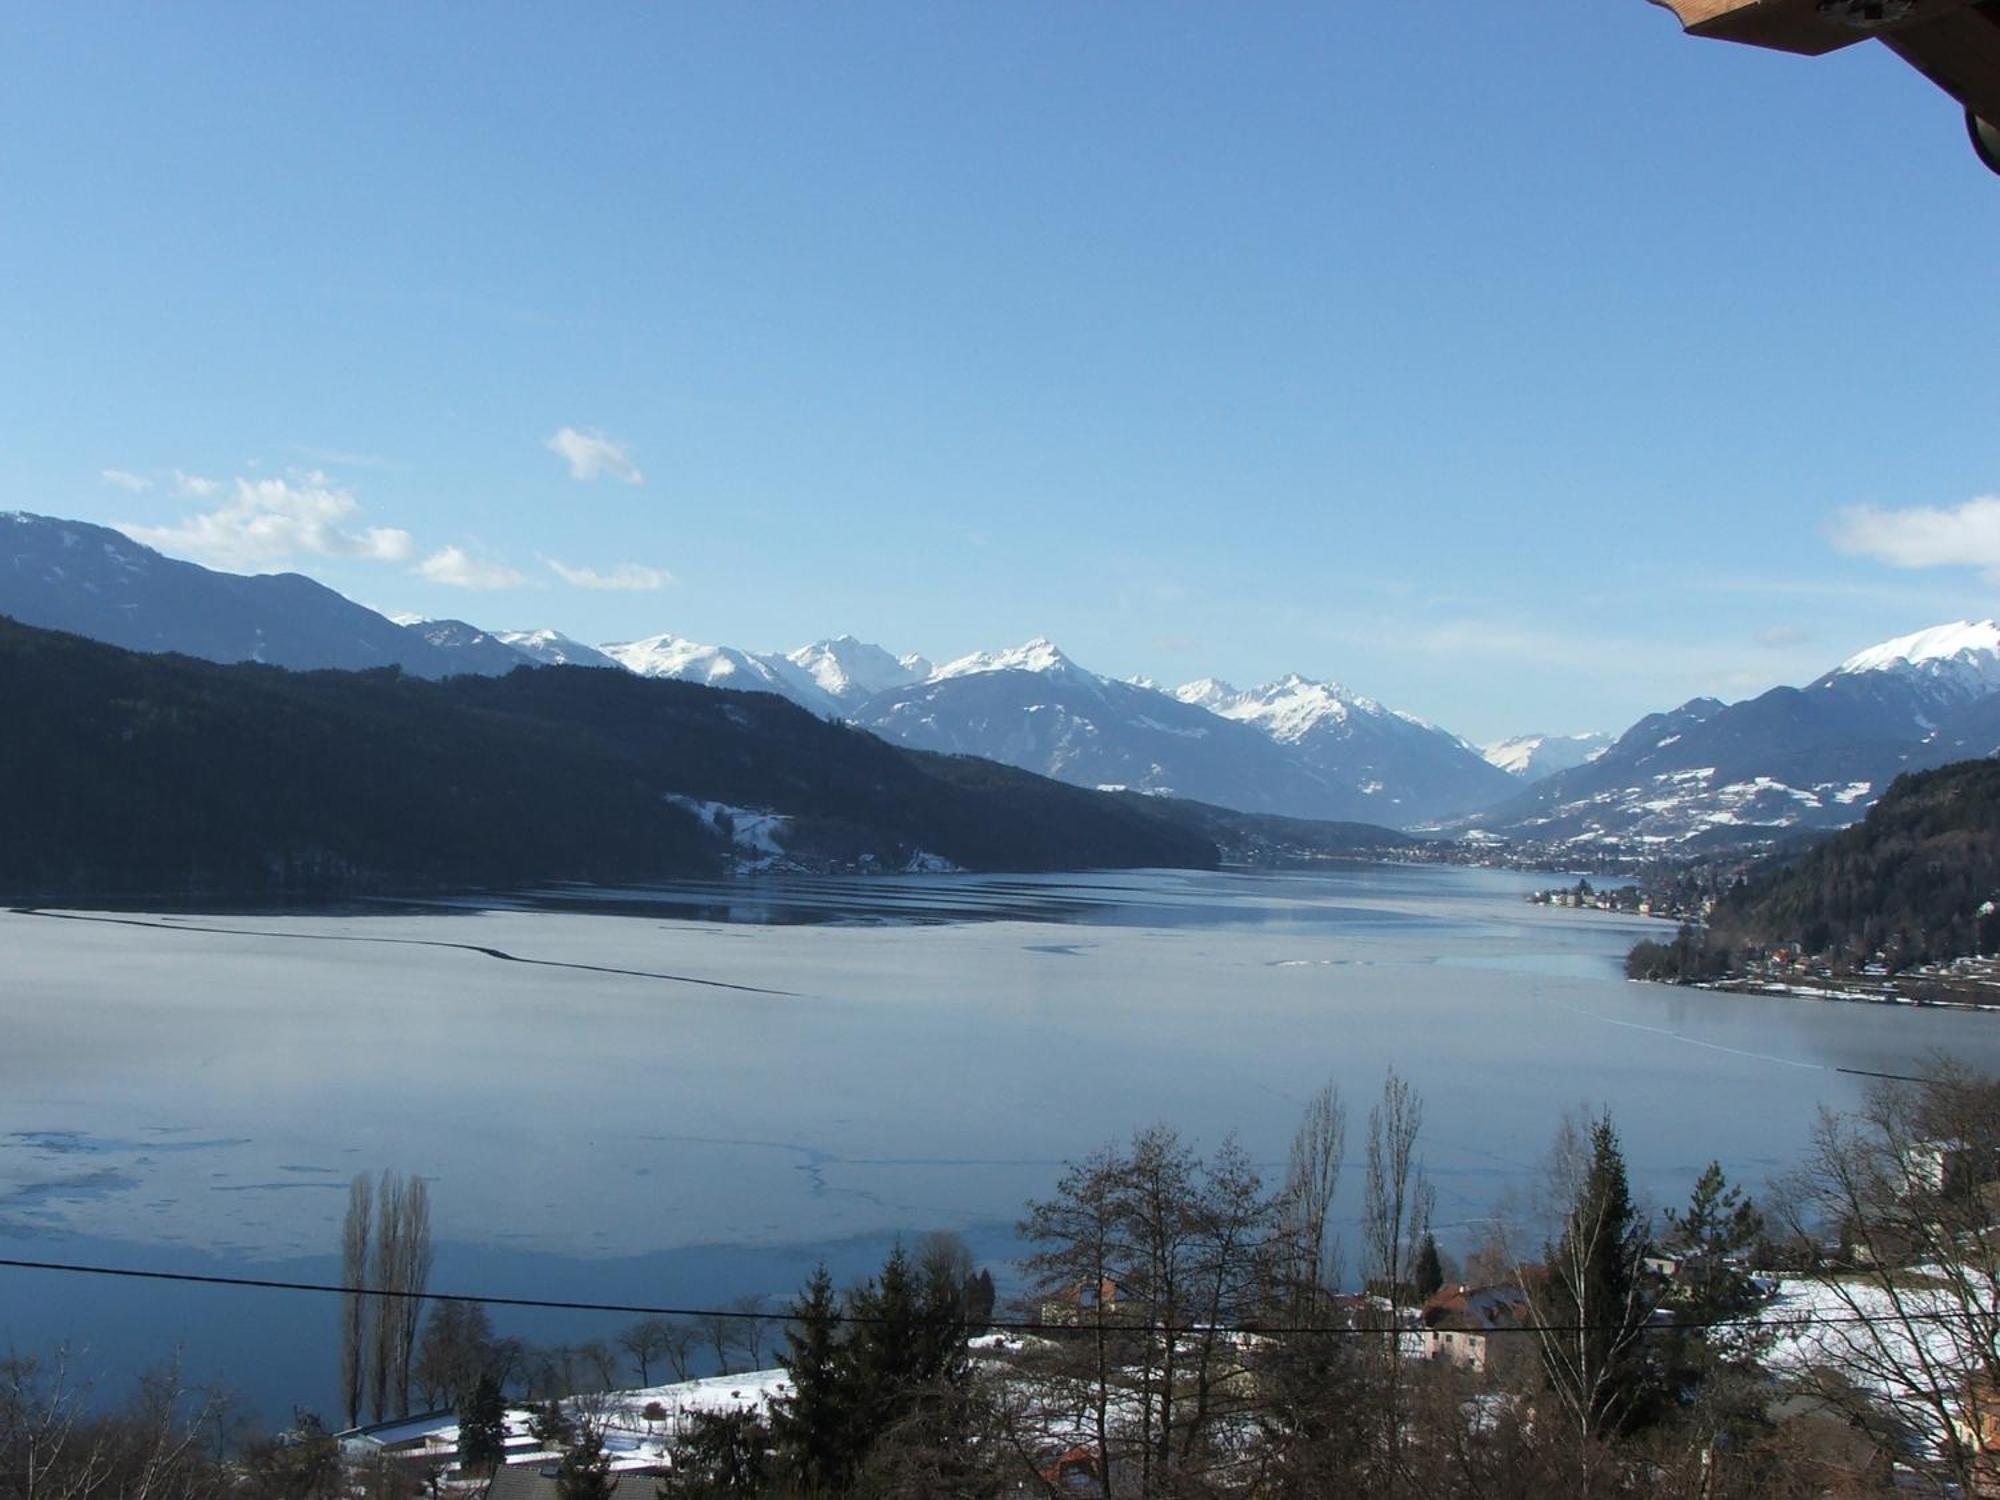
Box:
<box><xmin>1664</xmin><ymin>1160</ymin><xmax>1766</xmax><ymax>1318</ymax></box>
<box><xmin>555</xmin><ymin>1424</ymin><xmax>614</xmax><ymax>1500</ymax></box>
<box><xmin>964</xmin><ymin>1269</ymin><xmax>996</xmax><ymax>1333</ymax></box>
<box><xmin>660</xmin><ymin>1410</ymin><xmax>771</xmax><ymax>1499</ymax></box>
<box><xmin>1413</xmin><ymin>1233</ymin><xmax>1445</xmax><ymax>1301</ymax></box>
<box><xmin>770</xmin><ymin>1263</ymin><xmax>851</xmax><ymax>1495</ymax></box>
<box><xmin>455</xmin><ymin>1373</ymin><xmax>506</xmax><ymax>1476</ymax></box>
<box><xmin>1536</xmin><ymin>1112</ymin><xmax>1654</xmax><ymax>1442</ymax></box>
<box><xmin>849</xmin><ymin>1244</ymin><xmax>922</xmax><ymax>1442</ymax></box>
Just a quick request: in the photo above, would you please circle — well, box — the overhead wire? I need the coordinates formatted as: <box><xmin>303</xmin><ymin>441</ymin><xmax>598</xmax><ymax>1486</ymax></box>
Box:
<box><xmin>0</xmin><ymin>1254</ymin><xmax>1988</xmax><ymax>1340</ymax></box>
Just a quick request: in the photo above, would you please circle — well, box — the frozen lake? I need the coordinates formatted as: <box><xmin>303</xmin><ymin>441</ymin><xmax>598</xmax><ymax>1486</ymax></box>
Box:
<box><xmin>5</xmin><ymin>862</ymin><xmax>1999</xmax><ymax>1419</ymax></box>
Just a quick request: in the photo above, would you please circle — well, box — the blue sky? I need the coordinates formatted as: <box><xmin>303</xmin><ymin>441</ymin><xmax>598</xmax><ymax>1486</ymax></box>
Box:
<box><xmin>3</xmin><ymin>2</ymin><xmax>1998</xmax><ymax>741</ymax></box>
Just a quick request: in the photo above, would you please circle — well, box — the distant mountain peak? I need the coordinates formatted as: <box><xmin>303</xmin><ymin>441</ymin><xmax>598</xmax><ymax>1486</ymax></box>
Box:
<box><xmin>1175</xmin><ymin>674</ymin><xmax>1393</xmax><ymax>741</ymax></box>
<box><xmin>1481</xmin><ymin>731</ymin><xmax>1613</xmax><ymax>781</ymax></box>
<box><xmin>600</xmin><ymin>633</ymin><xmax>841</xmax><ymax>715</ymax></box>
<box><xmin>785</xmin><ymin>635</ymin><xmax>931</xmax><ymax>706</ymax></box>
<box><xmin>932</xmin><ymin>637</ymin><xmax>1080</xmax><ymax>681</ymax></box>
<box><xmin>1172</xmin><ymin>677</ymin><xmax>1240</xmax><ymax>710</ymax></box>
<box><xmin>494</xmin><ymin>628</ymin><xmax>620</xmax><ymax>671</ymax></box>
<box><xmin>1836</xmin><ymin>620</ymin><xmax>2000</xmax><ymax>679</ymax></box>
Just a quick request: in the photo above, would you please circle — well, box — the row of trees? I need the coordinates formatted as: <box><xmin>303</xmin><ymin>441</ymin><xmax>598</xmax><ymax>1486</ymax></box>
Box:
<box><xmin>338</xmin><ymin>1171</ymin><xmax>433</xmax><ymax>1428</ymax></box>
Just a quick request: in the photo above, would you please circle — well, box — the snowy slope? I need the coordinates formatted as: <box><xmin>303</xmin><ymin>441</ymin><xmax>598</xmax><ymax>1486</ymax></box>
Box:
<box><xmin>1482</xmin><ymin>732</ymin><xmax>1613</xmax><ymax>782</ymax></box>
<box><xmin>401</xmin><ymin>618</ymin><xmax>534</xmax><ymax>675</ymax></box>
<box><xmin>494</xmin><ymin>627</ymin><xmax>622</xmax><ymax>670</ymax></box>
<box><xmin>848</xmin><ymin>642</ymin><xmax>1504</xmax><ymax>827</ymax></box>
<box><xmin>853</xmin><ymin>644</ymin><xmax>1362</xmax><ymax>819</ymax></box>
<box><xmin>1172</xmin><ymin>675</ymin><xmax>1517</xmax><ymax>823</ymax></box>
<box><xmin>785</xmin><ymin>634</ymin><xmax>931</xmax><ymax>708</ymax></box>
<box><xmin>1821</xmin><ymin>619</ymin><xmax>2000</xmax><ymax>712</ymax></box>
<box><xmin>1832</xmin><ymin>618</ymin><xmax>2000</xmax><ymax>688</ymax></box>
<box><xmin>932</xmin><ymin>636</ymin><xmax>1083</xmax><ymax>682</ymax></box>
<box><xmin>599</xmin><ymin>633</ymin><xmax>841</xmax><ymax>716</ymax></box>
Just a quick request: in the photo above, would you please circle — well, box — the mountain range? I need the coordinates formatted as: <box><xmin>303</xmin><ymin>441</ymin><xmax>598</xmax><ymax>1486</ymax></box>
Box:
<box><xmin>8</xmin><ymin>509</ymin><xmax>2000</xmax><ymax>846</ymax></box>
<box><xmin>1460</xmin><ymin>621</ymin><xmax>2000</xmax><ymax>846</ymax></box>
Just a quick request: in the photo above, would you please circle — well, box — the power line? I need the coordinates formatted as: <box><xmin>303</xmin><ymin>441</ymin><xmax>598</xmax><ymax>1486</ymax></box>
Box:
<box><xmin>0</xmin><ymin>1254</ymin><xmax>1991</xmax><ymax>1340</ymax></box>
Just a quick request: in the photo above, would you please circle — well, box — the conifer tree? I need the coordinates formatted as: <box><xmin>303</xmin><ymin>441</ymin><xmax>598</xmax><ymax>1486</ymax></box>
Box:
<box><xmin>1664</xmin><ymin>1160</ymin><xmax>1764</xmax><ymax>1317</ymax></box>
<box><xmin>456</xmin><ymin>1373</ymin><xmax>506</xmax><ymax>1475</ymax></box>
<box><xmin>965</xmin><ymin>1269</ymin><xmax>996</xmax><ymax>1333</ymax></box>
<box><xmin>849</xmin><ymin>1244</ymin><xmax>922</xmax><ymax>1440</ymax></box>
<box><xmin>555</xmin><ymin>1424</ymin><xmax>614</xmax><ymax>1500</ymax></box>
<box><xmin>1413</xmin><ymin>1232</ymin><xmax>1445</xmax><ymax>1300</ymax></box>
<box><xmin>1535</xmin><ymin>1112</ymin><xmax>1654</xmax><ymax>1442</ymax></box>
<box><xmin>771</xmin><ymin>1263</ymin><xmax>851</xmax><ymax>1495</ymax></box>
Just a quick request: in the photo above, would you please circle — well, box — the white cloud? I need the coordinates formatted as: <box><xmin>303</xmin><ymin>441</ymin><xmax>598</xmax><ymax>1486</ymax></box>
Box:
<box><xmin>1831</xmin><ymin>495</ymin><xmax>2000</xmax><ymax>579</ymax></box>
<box><xmin>120</xmin><ymin>472</ymin><xmax>415</xmax><ymax>569</ymax></box>
<box><xmin>545</xmin><ymin>427</ymin><xmax>643</xmax><ymax>484</ymax></box>
<box><xmin>419</xmin><ymin>546</ymin><xmax>526</xmax><ymax>590</ymax></box>
<box><xmin>545</xmin><ymin>558</ymin><xmax>672</xmax><ymax>591</ymax></box>
<box><xmin>99</xmin><ymin>468</ymin><xmax>152</xmax><ymax>492</ymax></box>
<box><xmin>172</xmin><ymin>470</ymin><xmax>221</xmax><ymax>499</ymax></box>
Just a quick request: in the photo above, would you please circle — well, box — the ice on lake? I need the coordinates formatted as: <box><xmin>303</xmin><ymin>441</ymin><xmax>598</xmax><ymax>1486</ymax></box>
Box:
<box><xmin>6</xmin><ymin>863</ymin><xmax>2000</xmax><ymax>1413</ymax></box>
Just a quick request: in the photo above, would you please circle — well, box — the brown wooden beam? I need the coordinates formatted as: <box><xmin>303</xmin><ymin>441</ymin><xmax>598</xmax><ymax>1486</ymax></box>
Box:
<box><xmin>1883</xmin><ymin>3</ymin><xmax>2000</xmax><ymax>125</ymax></box>
<box><xmin>1650</xmin><ymin>0</ymin><xmax>1982</xmax><ymax>58</ymax></box>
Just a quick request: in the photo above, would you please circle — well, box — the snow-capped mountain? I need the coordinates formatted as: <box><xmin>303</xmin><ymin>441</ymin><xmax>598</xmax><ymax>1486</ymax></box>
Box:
<box><xmin>495</xmin><ymin>628</ymin><xmax>621</xmax><ymax>671</ymax></box>
<box><xmin>932</xmin><ymin>637</ymin><xmax>1083</xmax><ymax>682</ymax></box>
<box><xmin>1464</xmin><ymin>622</ymin><xmax>2000</xmax><ymax>846</ymax></box>
<box><xmin>1814</xmin><ymin>620</ymin><xmax>2000</xmax><ymax>730</ymax></box>
<box><xmin>1827</xmin><ymin>619</ymin><xmax>2000</xmax><ymax>699</ymax></box>
<box><xmin>1482</xmin><ymin>732</ymin><xmax>1613</xmax><ymax>782</ymax></box>
<box><xmin>600</xmin><ymin>633</ymin><xmax>841</xmax><ymax>716</ymax></box>
<box><xmin>848</xmin><ymin>641</ymin><xmax>1366</xmax><ymax>819</ymax></box>
<box><xmin>402</xmin><ymin>618</ymin><xmax>535</xmax><ymax>675</ymax></box>
<box><xmin>784</xmin><ymin>634</ymin><xmax>931</xmax><ymax>709</ymax></box>
<box><xmin>1171</xmin><ymin>674</ymin><xmax>1517</xmax><ymax>822</ymax></box>
<box><xmin>837</xmin><ymin>641</ymin><xmax>1504</xmax><ymax>827</ymax></box>
<box><xmin>0</xmin><ymin>512</ymin><xmax>466</xmax><ymax>677</ymax></box>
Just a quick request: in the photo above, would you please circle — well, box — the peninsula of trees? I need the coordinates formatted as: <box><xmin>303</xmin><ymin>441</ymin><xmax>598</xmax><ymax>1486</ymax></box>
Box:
<box><xmin>1629</xmin><ymin>758</ymin><xmax>2000</xmax><ymax>991</ymax></box>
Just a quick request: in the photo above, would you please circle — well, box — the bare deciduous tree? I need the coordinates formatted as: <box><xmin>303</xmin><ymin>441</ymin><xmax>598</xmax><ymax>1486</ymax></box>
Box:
<box><xmin>659</xmin><ymin>1320</ymin><xmax>699</xmax><ymax>1385</ymax></box>
<box><xmin>365</xmin><ymin>1169</ymin><xmax>434</xmax><ymax>1421</ymax></box>
<box><xmin>0</xmin><ymin>1348</ymin><xmax>227</xmax><ymax>1500</ymax></box>
<box><xmin>695</xmin><ymin>1312</ymin><xmax>741</xmax><ymax>1377</ymax></box>
<box><xmin>1277</xmin><ymin>1079</ymin><xmax>1346</xmax><ymax>1318</ymax></box>
<box><xmin>1363</xmin><ymin>1067</ymin><xmax>1432</xmax><ymax>1301</ymax></box>
<box><xmin>340</xmin><ymin>1173</ymin><xmax>372</xmax><ymax>1430</ymax></box>
<box><xmin>617</xmin><ymin>1319</ymin><xmax>675</xmax><ymax>1388</ymax></box>
<box><xmin>729</xmin><ymin>1294</ymin><xmax>773</xmax><ymax>1371</ymax></box>
<box><xmin>393</xmin><ymin>1176</ymin><xmax>433</xmax><ymax>1416</ymax></box>
<box><xmin>1361</xmin><ymin>1067</ymin><xmax>1433</xmax><ymax>1498</ymax></box>
<box><xmin>1774</xmin><ymin>1061</ymin><xmax>2000</xmax><ymax>1495</ymax></box>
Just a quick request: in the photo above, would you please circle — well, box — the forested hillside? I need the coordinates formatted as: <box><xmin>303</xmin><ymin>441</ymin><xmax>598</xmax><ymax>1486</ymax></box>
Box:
<box><xmin>1704</xmin><ymin>759</ymin><xmax>2000</xmax><ymax>969</ymax></box>
<box><xmin>0</xmin><ymin>617</ymin><xmax>1216</xmax><ymax>900</ymax></box>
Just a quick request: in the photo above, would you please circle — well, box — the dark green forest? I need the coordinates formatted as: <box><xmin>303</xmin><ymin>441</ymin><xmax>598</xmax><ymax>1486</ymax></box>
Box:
<box><xmin>0</xmin><ymin>615</ymin><xmax>1217</xmax><ymax>900</ymax></box>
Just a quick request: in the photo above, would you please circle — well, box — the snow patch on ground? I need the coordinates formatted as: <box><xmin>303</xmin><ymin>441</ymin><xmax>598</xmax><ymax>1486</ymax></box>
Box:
<box><xmin>666</xmin><ymin>796</ymin><xmax>792</xmax><ymax>864</ymax></box>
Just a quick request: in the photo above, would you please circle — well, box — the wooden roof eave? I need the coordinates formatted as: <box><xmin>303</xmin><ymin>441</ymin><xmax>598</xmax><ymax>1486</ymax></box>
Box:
<box><xmin>1649</xmin><ymin>0</ymin><xmax>1984</xmax><ymax>57</ymax></box>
